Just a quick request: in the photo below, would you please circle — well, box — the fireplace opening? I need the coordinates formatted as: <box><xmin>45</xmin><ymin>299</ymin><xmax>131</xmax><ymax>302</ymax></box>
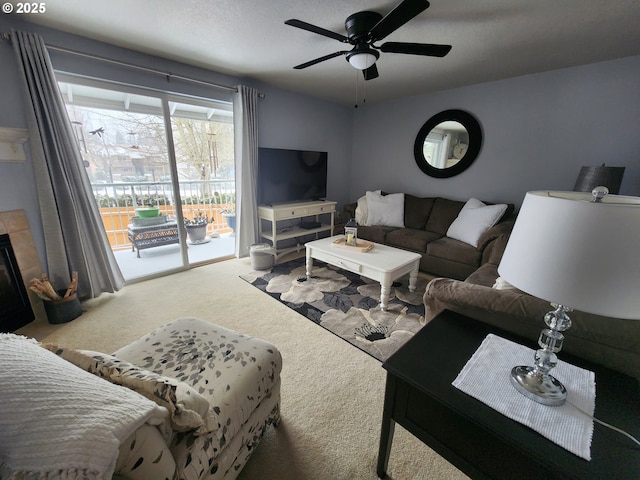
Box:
<box><xmin>0</xmin><ymin>234</ymin><xmax>34</xmax><ymax>332</ymax></box>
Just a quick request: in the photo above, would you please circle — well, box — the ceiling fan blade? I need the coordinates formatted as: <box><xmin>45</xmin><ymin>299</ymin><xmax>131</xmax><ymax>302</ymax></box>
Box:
<box><xmin>369</xmin><ymin>0</ymin><xmax>430</xmax><ymax>42</ymax></box>
<box><xmin>363</xmin><ymin>64</ymin><xmax>379</xmax><ymax>81</ymax></box>
<box><xmin>285</xmin><ymin>19</ymin><xmax>349</xmax><ymax>43</ymax></box>
<box><xmin>293</xmin><ymin>51</ymin><xmax>348</xmax><ymax>70</ymax></box>
<box><xmin>380</xmin><ymin>42</ymin><xmax>452</xmax><ymax>57</ymax></box>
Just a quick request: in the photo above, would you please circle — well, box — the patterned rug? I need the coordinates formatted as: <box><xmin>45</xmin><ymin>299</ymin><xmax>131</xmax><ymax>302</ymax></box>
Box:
<box><xmin>240</xmin><ymin>258</ymin><xmax>431</xmax><ymax>362</ymax></box>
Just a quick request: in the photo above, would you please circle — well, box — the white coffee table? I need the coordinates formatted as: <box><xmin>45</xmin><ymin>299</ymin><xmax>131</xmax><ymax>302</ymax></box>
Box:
<box><xmin>305</xmin><ymin>235</ymin><xmax>422</xmax><ymax>311</ymax></box>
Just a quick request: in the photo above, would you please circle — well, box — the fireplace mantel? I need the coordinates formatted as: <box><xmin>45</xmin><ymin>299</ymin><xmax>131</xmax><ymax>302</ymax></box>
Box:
<box><xmin>0</xmin><ymin>127</ymin><xmax>29</xmax><ymax>162</ymax></box>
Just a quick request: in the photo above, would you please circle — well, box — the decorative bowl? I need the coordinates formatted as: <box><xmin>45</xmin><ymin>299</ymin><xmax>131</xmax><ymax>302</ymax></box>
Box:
<box><xmin>135</xmin><ymin>207</ymin><xmax>160</xmax><ymax>217</ymax></box>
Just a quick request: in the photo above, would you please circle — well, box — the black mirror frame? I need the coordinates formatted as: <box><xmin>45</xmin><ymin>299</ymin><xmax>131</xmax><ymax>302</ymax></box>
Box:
<box><xmin>413</xmin><ymin>109</ymin><xmax>483</xmax><ymax>178</ymax></box>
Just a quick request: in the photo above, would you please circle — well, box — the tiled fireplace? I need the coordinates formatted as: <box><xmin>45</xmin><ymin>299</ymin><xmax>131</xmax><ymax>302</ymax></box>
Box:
<box><xmin>0</xmin><ymin>210</ymin><xmax>45</xmax><ymax>330</ymax></box>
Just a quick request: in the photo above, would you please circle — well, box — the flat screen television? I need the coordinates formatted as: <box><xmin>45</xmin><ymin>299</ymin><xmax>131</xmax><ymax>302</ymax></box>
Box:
<box><xmin>258</xmin><ymin>147</ymin><xmax>328</xmax><ymax>206</ymax></box>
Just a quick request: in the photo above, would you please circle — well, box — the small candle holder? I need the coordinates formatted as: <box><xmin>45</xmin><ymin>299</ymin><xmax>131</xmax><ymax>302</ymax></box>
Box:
<box><xmin>345</xmin><ymin>218</ymin><xmax>358</xmax><ymax>246</ymax></box>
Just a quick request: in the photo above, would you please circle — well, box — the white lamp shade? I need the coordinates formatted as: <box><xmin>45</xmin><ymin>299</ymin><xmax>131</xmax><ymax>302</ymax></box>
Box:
<box><xmin>348</xmin><ymin>52</ymin><xmax>377</xmax><ymax>70</ymax></box>
<box><xmin>498</xmin><ymin>191</ymin><xmax>640</xmax><ymax>319</ymax></box>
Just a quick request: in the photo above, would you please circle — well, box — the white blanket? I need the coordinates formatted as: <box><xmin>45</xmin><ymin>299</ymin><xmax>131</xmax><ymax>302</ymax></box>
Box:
<box><xmin>0</xmin><ymin>334</ymin><xmax>169</xmax><ymax>479</ymax></box>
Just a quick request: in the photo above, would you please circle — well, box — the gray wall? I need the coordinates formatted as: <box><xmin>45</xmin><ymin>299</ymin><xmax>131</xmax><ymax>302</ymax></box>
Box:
<box><xmin>256</xmin><ymin>84</ymin><xmax>353</xmax><ymax>207</ymax></box>
<box><xmin>351</xmin><ymin>55</ymin><xmax>640</xmax><ymax>206</ymax></box>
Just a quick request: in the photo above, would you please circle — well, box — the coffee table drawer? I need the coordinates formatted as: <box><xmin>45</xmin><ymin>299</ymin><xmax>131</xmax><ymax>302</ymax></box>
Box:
<box><xmin>313</xmin><ymin>250</ymin><xmax>362</xmax><ymax>274</ymax></box>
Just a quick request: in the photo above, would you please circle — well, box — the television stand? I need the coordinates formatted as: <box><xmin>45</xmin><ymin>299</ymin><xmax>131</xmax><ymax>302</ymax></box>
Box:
<box><xmin>258</xmin><ymin>200</ymin><xmax>336</xmax><ymax>263</ymax></box>
<box><xmin>300</xmin><ymin>221</ymin><xmax>321</xmax><ymax>229</ymax></box>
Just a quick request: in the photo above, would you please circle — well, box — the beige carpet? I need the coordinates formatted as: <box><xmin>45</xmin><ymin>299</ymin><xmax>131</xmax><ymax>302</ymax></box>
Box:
<box><xmin>17</xmin><ymin>257</ymin><xmax>469</xmax><ymax>480</ymax></box>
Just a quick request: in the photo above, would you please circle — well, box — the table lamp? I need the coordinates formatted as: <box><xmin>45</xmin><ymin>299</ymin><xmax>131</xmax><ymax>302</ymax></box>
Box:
<box><xmin>573</xmin><ymin>164</ymin><xmax>625</xmax><ymax>194</ymax></box>
<box><xmin>498</xmin><ymin>188</ymin><xmax>640</xmax><ymax>406</ymax></box>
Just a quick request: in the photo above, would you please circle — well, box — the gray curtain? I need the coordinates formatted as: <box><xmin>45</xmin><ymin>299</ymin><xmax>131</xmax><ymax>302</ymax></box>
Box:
<box><xmin>11</xmin><ymin>30</ymin><xmax>124</xmax><ymax>298</ymax></box>
<box><xmin>232</xmin><ymin>85</ymin><xmax>260</xmax><ymax>258</ymax></box>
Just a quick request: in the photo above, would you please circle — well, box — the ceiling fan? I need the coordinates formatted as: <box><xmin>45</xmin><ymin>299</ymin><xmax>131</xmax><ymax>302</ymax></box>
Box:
<box><xmin>284</xmin><ymin>0</ymin><xmax>452</xmax><ymax>80</ymax></box>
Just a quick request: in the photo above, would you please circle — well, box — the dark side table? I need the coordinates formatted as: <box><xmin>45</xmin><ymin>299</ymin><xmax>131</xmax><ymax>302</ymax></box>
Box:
<box><xmin>377</xmin><ymin>310</ymin><xmax>640</xmax><ymax>480</ymax></box>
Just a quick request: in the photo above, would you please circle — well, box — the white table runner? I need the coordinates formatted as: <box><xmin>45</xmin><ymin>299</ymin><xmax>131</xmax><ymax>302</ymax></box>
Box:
<box><xmin>452</xmin><ymin>334</ymin><xmax>596</xmax><ymax>460</ymax></box>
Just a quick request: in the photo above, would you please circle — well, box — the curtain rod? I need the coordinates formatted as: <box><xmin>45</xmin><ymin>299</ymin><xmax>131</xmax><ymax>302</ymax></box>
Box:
<box><xmin>50</xmin><ymin>44</ymin><xmax>240</xmax><ymax>92</ymax></box>
<box><xmin>2</xmin><ymin>32</ymin><xmax>264</xmax><ymax>98</ymax></box>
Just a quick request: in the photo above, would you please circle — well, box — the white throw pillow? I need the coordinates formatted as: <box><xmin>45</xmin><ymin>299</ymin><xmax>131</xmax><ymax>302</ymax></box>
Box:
<box><xmin>354</xmin><ymin>190</ymin><xmax>380</xmax><ymax>225</ymax></box>
<box><xmin>365</xmin><ymin>191</ymin><xmax>405</xmax><ymax>228</ymax></box>
<box><xmin>492</xmin><ymin>276</ymin><xmax>525</xmax><ymax>294</ymax></box>
<box><xmin>492</xmin><ymin>277</ymin><xmax>519</xmax><ymax>291</ymax></box>
<box><xmin>446</xmin><ymin>198</ymin><xmax>507</xmax><ymax>247</ymax></box>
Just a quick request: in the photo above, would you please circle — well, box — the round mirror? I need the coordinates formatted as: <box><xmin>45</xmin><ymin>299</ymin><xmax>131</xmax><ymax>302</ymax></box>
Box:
<box><xmin>414</xmin><ymin>109</ymin><xmax>482</xmax><ymax>178</ymax></box>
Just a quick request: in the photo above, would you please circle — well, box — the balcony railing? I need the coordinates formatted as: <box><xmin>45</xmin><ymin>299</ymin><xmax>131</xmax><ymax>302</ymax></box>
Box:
<box><xmin>92</xmin><ymin>180</ymin><xmax>235</xmax><ymax>250</ymax></box>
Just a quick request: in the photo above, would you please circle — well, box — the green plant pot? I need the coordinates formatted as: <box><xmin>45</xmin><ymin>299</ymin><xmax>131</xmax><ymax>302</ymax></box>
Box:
<box><xmin>135</xmin><ymin>207</ymin><xmax>160</xmax><ymax>217</ymax></box>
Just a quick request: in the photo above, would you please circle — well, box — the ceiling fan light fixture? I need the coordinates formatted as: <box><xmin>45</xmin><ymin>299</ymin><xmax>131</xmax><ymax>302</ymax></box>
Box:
<box><xmin>347</xmin><ymin>50</ymin><xmax>379</xmax><ymax>70</ymax></box>
<box><xmin>286</xmin><ymin>0</ymin><xmax>452</xmax><ymax>80</ymax></box>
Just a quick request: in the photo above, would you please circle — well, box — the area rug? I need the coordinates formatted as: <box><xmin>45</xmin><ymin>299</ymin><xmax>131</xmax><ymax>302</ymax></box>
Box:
<box><xmin>240</xmin><ymin>258</ymin><xmax>431</xmax><ymax>362</ymax></box>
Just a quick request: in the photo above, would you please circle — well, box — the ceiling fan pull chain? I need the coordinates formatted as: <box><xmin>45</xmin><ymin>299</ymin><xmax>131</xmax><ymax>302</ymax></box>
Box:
<box><xmin>363</xmin><ymin>74</ymin><xmax>367</xmax><ymax>105</ymax></box>
<box><xmin>354</xmin><ymin>69</ymin><xmax>359</xmax><ymax>108</ymax></box>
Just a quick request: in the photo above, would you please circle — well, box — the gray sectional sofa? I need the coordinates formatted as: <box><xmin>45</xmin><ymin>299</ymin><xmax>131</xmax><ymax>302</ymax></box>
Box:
<box><xmin>342</xmin><ymin>193</ymin><xmax>515</xmax><ymax>280</ymax></box>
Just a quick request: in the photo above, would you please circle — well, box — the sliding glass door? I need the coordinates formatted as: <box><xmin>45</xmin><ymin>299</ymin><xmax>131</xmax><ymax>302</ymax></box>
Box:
<box><xmin>57</xmin><ymin>77</ymin><xmax>235</xmax><ymax>281</ymax></box>
<box><xmin>168</xmin><ymin>99</ymin><xmax>236</xmax><ymax>265</ymax></box>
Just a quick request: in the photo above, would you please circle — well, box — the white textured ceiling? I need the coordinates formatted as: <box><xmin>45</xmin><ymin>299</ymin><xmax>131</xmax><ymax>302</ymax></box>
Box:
<box><xmin>21</xmin><ymin>0</ymin><xmax>640</xmax><ymax>105</ymax></box>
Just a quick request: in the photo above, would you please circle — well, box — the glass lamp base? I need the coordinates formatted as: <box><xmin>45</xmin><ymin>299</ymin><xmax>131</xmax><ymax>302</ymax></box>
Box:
<box><xmin>510</xmin><ymin>366</ymin><xmax>567</xmax><ymax>406</ymax></box>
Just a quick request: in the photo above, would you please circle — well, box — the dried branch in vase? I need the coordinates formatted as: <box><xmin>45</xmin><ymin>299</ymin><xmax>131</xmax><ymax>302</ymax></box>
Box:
<box><xmin>28</xmin><ymin>271</ymin><xmax>79</xmax><ymax>301</ymax></box>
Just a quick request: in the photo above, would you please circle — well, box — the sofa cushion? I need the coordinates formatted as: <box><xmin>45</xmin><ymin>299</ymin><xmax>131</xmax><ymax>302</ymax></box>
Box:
<box><xmin>43</xmin><ymin>344</ymin><xmax>217</xmax><ymax>434</ymax></box>
<box><xmin>421</xmin><ymin>256</ymin><xmax>477</xmax><ymax>282</ymax></box>
<box><xmin>424</xmin><ymin>197</ymin><xmax>466</xmax><ymax>235</ymax></box>
<box><xmin>343</xmin><ymin>202</ymin><xmax>357</xmax><ymax>222</ymax></box>
<box><xmin>386</xmin><ymin>228</ymin><xmax>441</xmax><ymax>253</ymax></box>
<box><xmin>365</xmin><ymin>191</ymin><xmax>405</xmax><ymax>227</ymax></box>
<box><xmin>446</xmin><ymin>198</ymin><xmax>508</xmax><ymax>247</ymax></box>
<box><xmin>465</xmin><ymin>262</ymin><xmax>501</xmax><ymax>287</ymax></box>
<box><xmin>427</xmin><ymin>236</ymin><xmax>482</xmax><ymax>266</ymax></box>
<box><xmin>404</xmin><ymin>194</ymin><xmax>436</xmax><ymax>230</ymax></box>
<box><xmin>356</xmin><ymin>225</ymin><xmax>395</xmax><ymax>244</ymax></box>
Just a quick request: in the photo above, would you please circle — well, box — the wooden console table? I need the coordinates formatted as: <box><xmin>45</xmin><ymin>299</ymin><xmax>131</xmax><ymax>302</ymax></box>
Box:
<box><xmin>258</xmin><ymin>200</ymin><xmax>336</xmax><ymax>262</ymax></box>
<box><xmin>377</xmin><ymin>310</ymin><xmax>640</xmax><ymax>479</ymax></box>
<box><xmin>128</xmin><ymin>221</ymin><xmax>179</xmax><ymax>257</ymax></box>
